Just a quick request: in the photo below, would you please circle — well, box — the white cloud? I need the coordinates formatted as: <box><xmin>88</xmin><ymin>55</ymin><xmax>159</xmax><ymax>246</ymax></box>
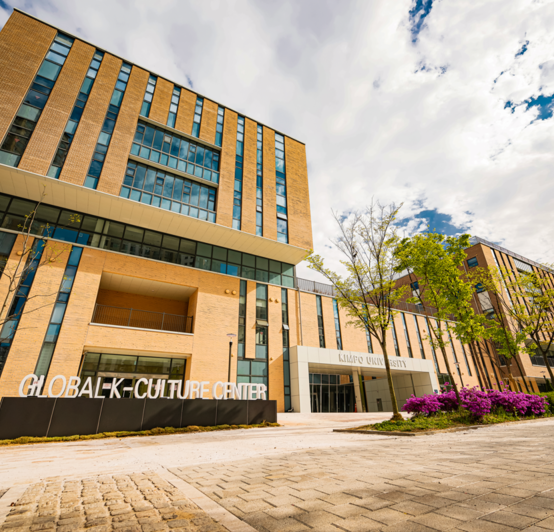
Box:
<box><xmin>3</xmin><ymin>0</ymin><xmax>554</xmax><ymax>281</ymax></box>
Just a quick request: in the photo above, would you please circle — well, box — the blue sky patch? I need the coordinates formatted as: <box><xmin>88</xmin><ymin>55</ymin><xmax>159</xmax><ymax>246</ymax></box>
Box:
<box><xmin>399</xmin><ymin>208</ymin><xmax>468</xmax><ymax>236</ymax></box>
<box><xmin>525</xmin><ymin>94</ymin><xmax>554</xmax><ymax>120</ymax></box>
<box><xmin>516</xmin><ymin>40</ymin><xmax>529</xmax><ymax>57</ymax></box>
<box><xmin>409</xmin><ymin>0</ymin><xmax>434</xmax><ymax>43</ymax></box>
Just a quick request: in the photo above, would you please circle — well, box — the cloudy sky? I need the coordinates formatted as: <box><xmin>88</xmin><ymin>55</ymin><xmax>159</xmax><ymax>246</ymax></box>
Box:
<box><xmin>1</xmin><ymin>0</ymin><xmax>553</xmax><ymax>281</ymax></box>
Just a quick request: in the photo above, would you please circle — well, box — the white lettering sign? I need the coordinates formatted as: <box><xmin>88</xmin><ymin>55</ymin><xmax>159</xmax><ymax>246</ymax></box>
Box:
<box><xmin>338</xmin><ymin>353</ymin><xmax>407</xmax><ymax>368</ymax></box>
<box><xmin>18</xmin><ymin>375</ymin><xmax>268</xmax><ymax>400</ymax></box>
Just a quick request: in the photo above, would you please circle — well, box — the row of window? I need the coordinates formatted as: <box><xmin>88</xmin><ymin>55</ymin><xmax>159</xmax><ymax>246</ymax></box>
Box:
<box><xmin>233</xmin><ymin>117</ymin><xmax>245</xmax><ymax>230</ymax></box>
<box><xmin>35</xmin><ymin>246</ymin><xmax>82</xmax><ymax>378</ymax></box>
<box><xmin>0</xmin><ymin>193</ymin><xmax>295</xmax><ymax>288</ymax></box>
<box><xmin>84</xmin><ymin>62</ymin><xmax>133</xmax><ymax>189</ymax></box>
<box><xmin>167</xmin><ymin>87</ymin><xmax>181</xmax><ymax>128</ymax></box>
<box><xmin>256</xmin><ymin>124</ymin><xmax>263</xmax><ymax>236</ymax></box>
<box><xmin>122</xmin><ymin>161</ymin><xmax>216</xmax><ymax>223</ymax></box>
<box><xmin>275</xmin><ymin>133</ymin><xmax>288</xmax><ymax>243</ymax></box>
<box><xmin>140</xmin><ymin>75</ymin><xmax>157</xmax><ymax>118</ymax></box>
<box><xmin>215</xmin><ymin>107</ymin><xmax>224</xmax><ymax>147</ymax></box>
<box><xmin>0</xmin><ymin>33</ymin><xmax>74</xmax><ymax>168</ymax></box>
<box><xmin>48</xmin><ymin>51</ymin><xmax>105</xmax><ymax>179</ymax></box>
<box><xmin>132</xmin><ymin>122</ymin><xmax>221</xmax><ymax>185</ymax></box>
<box><xmin>192</xmin><ymin>97</ymin><xmax>203</xmax><ymax>137</ymax></box>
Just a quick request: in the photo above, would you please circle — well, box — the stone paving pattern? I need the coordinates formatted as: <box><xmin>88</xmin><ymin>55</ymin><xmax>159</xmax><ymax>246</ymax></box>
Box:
<box><xmin>173</xmin><ymin>424</ymin><xmax>554</xmax><ymax>531</ymax></box>
<box><xmin>0</xmin><ymin>472</ymin><xmax>226</xmax><ymax>532</ymax></box>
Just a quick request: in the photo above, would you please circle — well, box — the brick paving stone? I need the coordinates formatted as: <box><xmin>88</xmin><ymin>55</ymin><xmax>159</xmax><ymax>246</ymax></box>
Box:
<box><xmin>389</xmin><ymin>500</ymin><xmax>434</xmax><ymax>516</ymax></box>
<box><xmin>481</xmin><ymin>509</ymin><xmax>538</xmax><ymax>529</ymax></box>
<box><xmin>0</xmin><ymin>473</ymin><xmax>225</xmax><ymax>532</ymax></box>
<box><xmin>410</xmin><ymin>511</ymin><xmax>463</xmax><ymax>530</ymax></box>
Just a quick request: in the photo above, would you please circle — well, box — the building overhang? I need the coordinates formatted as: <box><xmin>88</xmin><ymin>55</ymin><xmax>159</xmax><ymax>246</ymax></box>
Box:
<box><xmin>0</xmin><ymin>164</ymin><xmax>309</xmax><ymax>265</ymax></box>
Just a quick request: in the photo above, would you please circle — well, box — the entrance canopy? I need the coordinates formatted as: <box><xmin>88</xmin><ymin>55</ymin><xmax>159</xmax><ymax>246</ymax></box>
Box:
<box><xmin>290</xmin><ymin>346</ymin><xmax>439</xmax><ymax>413</ymax></box>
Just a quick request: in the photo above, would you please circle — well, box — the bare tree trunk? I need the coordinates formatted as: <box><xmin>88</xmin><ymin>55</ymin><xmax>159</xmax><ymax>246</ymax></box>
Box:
<box><xmin>468</xmin><ymin>342</ymin><xmax>486</xmax><ymax>390</ymax></box>
<box><xmin>539</xmin><ymin>347</ymin><xmax>554</xmax><ymax>386</ymax></box>
<box><xmin>513</xmin><ymin>355</ymin><xmax>531</xmax><ymax>393</ymax></box>
<box><xmin>439</xmin><ymin>345</ymin><xmax>462</xmax><ymax>407</ymax></box>
<box><xmin>505</xmin><ymin>359</ymin><xmax>517</xmax><ymax>391</ymax></box>
<box><xmin>380</xmin><ymin>339</ymin><xmax>402</xmax><ymax>421</ymax></box>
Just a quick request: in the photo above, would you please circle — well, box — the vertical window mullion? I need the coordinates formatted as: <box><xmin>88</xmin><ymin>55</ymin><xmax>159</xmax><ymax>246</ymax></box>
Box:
<box><xmin>333</xmin><ymin>299</ymin><xmax>342</xmax><ymax>350</ymax></box>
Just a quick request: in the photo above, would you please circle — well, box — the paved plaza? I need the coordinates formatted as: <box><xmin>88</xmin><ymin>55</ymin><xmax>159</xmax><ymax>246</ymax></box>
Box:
<box><xmin>1</xmin><ymin>414</ymin><xmax>554</xmax><ymax>531</ymax></box>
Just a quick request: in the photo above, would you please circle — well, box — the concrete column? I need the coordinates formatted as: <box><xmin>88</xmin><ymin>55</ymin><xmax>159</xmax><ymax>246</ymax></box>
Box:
<box><xmin>352</xmin><ymin>367</ymin><xmax>364</xmax><ymax>413</ymax></box>
<box><xmin>289</xmin><ymin>346</ymin><xmax>311</xmax><ymax>413</ymax></box>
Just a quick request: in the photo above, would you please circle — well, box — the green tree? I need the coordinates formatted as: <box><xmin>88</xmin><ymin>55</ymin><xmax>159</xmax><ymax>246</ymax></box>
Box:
<box><xmin>306</xmin><ymin>201</ymin><xmax>408</xmax><ymax>421</ymax></box>
<box><xmin>395</xmin><ymin>232</ymin><xmax>486</xmax><ymax>406</ymax></box>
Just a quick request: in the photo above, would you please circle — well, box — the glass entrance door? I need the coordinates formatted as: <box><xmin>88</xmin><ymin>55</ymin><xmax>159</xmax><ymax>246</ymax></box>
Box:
<box><xmin>309</xmin><ymin>373</ymin><xmax>355</xmax><ymax>413</ymax></box>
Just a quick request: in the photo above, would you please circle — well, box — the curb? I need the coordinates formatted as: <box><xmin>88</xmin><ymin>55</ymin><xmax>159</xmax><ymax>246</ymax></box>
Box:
<box><xmin>333</xmin><ymin>416</ymin><xmax>554</xmax><ymax>437</ymax></box>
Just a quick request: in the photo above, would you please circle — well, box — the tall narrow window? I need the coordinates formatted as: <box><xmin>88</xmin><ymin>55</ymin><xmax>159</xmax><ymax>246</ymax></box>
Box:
<box><xmin>0</xmin><ymin>232</ymin><xmax>17</xmax><ymax>277</ymax></box>
<box><xmin>167</xmin><ymin>86</ymin><xmax>180</xmax><ymax>127</ymax></box>
<box><xmin>84</xmin><ymin>62</ymin><xmax>133</xmax><ymax>189</ymax></box>
<box><xmin>448</xmin><ymin>327</ymin><xmax>472</xmax><ymax>377</ymax></box>
<box><xmin>391</xmin><ymin>317</ymin><xmax>400</xmax><ymax>356</ymax></box>
<box><xmin>0</xmin><ymin>240</ymin><xmax>46</xmax><ymax>377</ymax></box>
<box><xmin>256</xmin><ymin>124</ymin><xmax>263</xmax><ymax>236</ymax></box>
<box><xmin>237</xmin><ymin>280</ymin><xmax>246</xmax><ymax>358</ymax></box>
<box><xmin>215</xmin><ymin>107</ymin><xmax>224</xmax><ymax>147</ymax></box>
<box><xmin>316</xmin><ymin>295</ymin><xmax>325</xmax><ymax>348</ymax></box>
<box><xmin>233</xmin><ymin>116</ymin><xmax>244</xmax><ymax>230</ymax></box>
<box><xmin>0</xmin><ymin>33</ymin><xmax>74</xmax><ymax>167</ymax></box>
<box><xmin>275</xmin><ymin>133</ymin><xmax>288</xmax><ymax>243</ymax></box>
<box><xmin>425</xmin><ymin>318</ymin><xmax>440</xmax><ymax>373</ymax></box>
<box><xmin>192</xmin><ymin>97</ymin><xmax>203</xmax><ymax>137</ymax></box>
<box><xmin>48</xmin><ymin>50</ymin><xmax>104</xmax><ymax>179</ymax></box>
<box><xmin>282</xmin><ymin>288</ymin><xmax>291</xmax><ymax>410</ymax></box>
<box><xmin>366</xmin><ymin>329</ymin><xmax>373</xmax><ymax>353</ymax></box>
<box><xmin>400</xmin><ymin>313</ymin><xmax>413</xmax><ymax>358</ymax></box>
<box><xmin>35</xmin><ymin>246</ymin><xmax>83</xmax><ymax>377</ymax></box>
<box><xmin>140</xmin><ymin>75</ymin><xmax>157</xmax><ymax>117</ymax></box>
<box><xmin>333</xmin><ymin>299</ymin><xmax>342</xmax><ymax>350</ymax></box>
<box><xmin>413</xmin><ymin>314</ymin><xmax>426</xmax><ymax>358</ymax></box>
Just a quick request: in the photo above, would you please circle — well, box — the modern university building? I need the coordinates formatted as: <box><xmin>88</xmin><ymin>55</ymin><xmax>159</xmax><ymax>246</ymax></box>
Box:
<box><xmin>0</xmin><ymin>10</ymin><xmax>544</xmax><ymax>415</ymax></box>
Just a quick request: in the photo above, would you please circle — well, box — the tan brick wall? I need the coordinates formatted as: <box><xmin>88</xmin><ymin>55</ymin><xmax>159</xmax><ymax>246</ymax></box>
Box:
<box><xmin>85</xmin><ymin>325</ymin><xmax>194</xmax><ymax>357</ymax></box>
<box><xmin>96</xmin><ymin>289</ymin><xmax>188</xmax><ymax>315</ymax></box>
<box><xmin>44</xmin><ymin>247</ymin><xmax>105</xmax><ymax>390</ymax></box>
<box><xmin>245</xmin><ymin>280</ymin><xmax>257</xmax><ymax>360</ymax></box>
<box><xmin>298</xmin><ymin>292</ymin><xmax>319</xmax><ymax>348</ymax></box>
<box><xmin>392</xmin><ymin>313</ymin><xmax>409</xmax><ymax>358</ymax></box>
<box><xmin>284</xmin><ymin>136</ymin><xmax>312</xmax><ymax>250</ymax></box>
<box><xmin>268</xmin><ymin>284</ymin><xmax>284</xmax><ymax>410</ymax></box>
<box><xmin>19</xmin><ymin>40</ymin><xmax>95</xmax><ymax>175</ymax></box>
<box><xmin>97</xmin><ymin>65</ymin><xmax>149</xmax><ymax>195</ymax></box>
<box><xmin>216</xmin><ymin>109</ymin><xmax>237</xmax><ymax>228</ymax></box>
<box><xmin>149</xmin><ymin>77</ymin><xmax>173</xmax><ymax>124</ymax></box>
<box><xmin>174</xmin><ymin>88</ymin><xmax>196</xmax><ymax>136</ymax></box>
<box><xmin>59</xmin><ymin>53</ymin><xmax>122</xmax><ymax>186</ymax></box>
<box><xmin>241</xmin><ymin>118</ymin><xmax>257</xmax><ymax>235</ymax></box>
<box><xmin>199</xmin><ymin>99</ymin><xmax>217</xmax><ymax>145</ymax></box>
<box><xmin>262</xmin><ymin>126</ymin><xmax>277</xmax><ymax>240</ymax></box>
<box><xmin>0</xmin><ymin>241</ymin><xmax>71</xmax><ymax>398</ymax></box>
<box><xmin>0</xmin><ymin>11</ymin><xmax>55</xmax><ymax>143</ymax></box>
<box><xmin>337</xmin><ymin>305</ymin><xmax>368</xmax><ymax>353</ymax></box>
<box><xmin>321</xmin><ymin>296</ymin><xmax>337</xmax><ymax>350</ymax></box>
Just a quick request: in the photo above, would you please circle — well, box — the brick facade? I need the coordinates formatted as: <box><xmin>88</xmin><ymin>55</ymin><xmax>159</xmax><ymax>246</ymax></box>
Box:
<box><xmin>148</xmin><ymin>77</ymin><xmax>173</xmax><ymax>125</ymax></box>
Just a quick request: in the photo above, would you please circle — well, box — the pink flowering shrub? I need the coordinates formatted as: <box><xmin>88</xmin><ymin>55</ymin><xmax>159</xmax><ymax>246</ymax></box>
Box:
<box><xmin>403</xmin><ymin>381</ymin><xmax>548</xmax><ymax>419</ymax></box>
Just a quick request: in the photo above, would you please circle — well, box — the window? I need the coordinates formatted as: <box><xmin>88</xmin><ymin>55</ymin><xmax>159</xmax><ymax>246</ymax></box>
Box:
<box><xmin>475</xmin><ymin>283</ymin><xmax>485</xmax><ymax>293</ymax></box>
<box><xmin>0</xmin><ymin>240</ymin><xmax>46</xmax><ymax>378</ymax></box>
<box><xmin>35</xmin><ymin>247</ymin><xmax>82</xmax><ymax>377</ymax></box>
<box><xmin>400</xmin><ymin>313</ymin><xmax>413</xmax><ymax>358</ymax></box>
<box><xmin>167</xmin><ymin>86</ymin><xmax>180</xmax><ymax>127</ymax></box>
<box><xmin>215</xmin><ymin>107</ymin><xmax>224</xmax><ymax>147</ymax></box>
<box><xmin>255</xmin><ymin>285</ymin><xmax>268</xmax><ymax>367</ymax></box>
<box><xmin>0</xmin><ymin>33</ymin><xmax>74</xmax><ymax>167</ymax></box>
<box><xmin>413</xmin><ymin>314</ymin><xmax>425</xmax><ymax>359</ymax></box>
<box><xmin>275</xmin><ymin>133</ymin><xmax>288</xmax><ymax>243</ymax></box>
<box><xmin>256</xmin><ymin>283</ymin><xmax>268</xmax><ymax>322</ymax></box>
<box><xmin>192</xmin><ymin>97</ymin><xmax>203</xmax><ymax>137</ymax></box>
<box><xmin>48</xmin><ymin>51</ymin><xmax>104</xmax><ymax>179</ymax></box>
<box><xmin>366</xmin><ymin>329</ymin><xmax>373</xmax><ymax>353</ymax></box>
<box><xmin>140</xmin><ymin>75</ymin><xmax>157</xmax><ymax>117</ymax></box>
<box><xmin>121</xmin><ymin>161</ymin><xmax>216</xmax><ymax>222</ymax></box>
<box><xmin>282</xmin><ymin>288</ymin><xmax>291</xmax><ymax>410</ymax></box>
<box><xmin>333</xmin><ymin>299</ymin><xmax>342</xmax><ymax>350</ymax></box>
<box><xmin>84</xmin><ymin>62</ymin><xmax>132</xmax><ymax>189</ymax></box>
<box><xmin>0</xmin><ymin>193</ymin><xmax>296</xmax><ymax>288</ymax></box>
<box><xmin>484</xmin><ymin>308</ymin><xmax>496</xmax><ymax>320</ymax></box>
<box><xmin>254</xmin><ymin>124</ymin><xmax>264</xmax><ymax>236</ymax></box>
<box><xmin>467</xmin><ymin>257</ymin><xmax>479</xmax><ymax>268</ymax></box>
<box><xmin>131</xmin><ymin>122</ymin><xmax>220</xmax><ymax>185</ymax></box>
<box><xmin>391</xmin><ymin>317</ymin><xmax>400</xmax><ymax>356</ymax></box>
<box><xmin>233</xmin><ymin>117</ymin><xmax>244</xmax><ymax>230</ymax></box>
<box><xmin>316</xmin><ymin>295</ymin><xmax>325</xmax><ymax>348</ymax></box>
<box><xmin>237</xmin><ymin>280</ymin><xmax>246</xmax><ymax>357</ymax></box>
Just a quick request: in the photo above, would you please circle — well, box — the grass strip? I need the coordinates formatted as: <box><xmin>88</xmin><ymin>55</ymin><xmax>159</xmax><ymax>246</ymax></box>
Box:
<box><xmin>351</xmin><ymin>410</ymin><xmax>553</xmax><ymax>433</ymax></box>
<box><xmin>0</xmin><ymin>421</ymin><xmax>280</xmax><ymax>447</ymax></box>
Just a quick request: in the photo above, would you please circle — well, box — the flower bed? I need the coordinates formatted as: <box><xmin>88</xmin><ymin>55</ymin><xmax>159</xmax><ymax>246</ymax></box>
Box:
<box><xmin>355</xmin><ymin>383</ymin><xmax>551</xmax><ymax>433</ymax></box>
